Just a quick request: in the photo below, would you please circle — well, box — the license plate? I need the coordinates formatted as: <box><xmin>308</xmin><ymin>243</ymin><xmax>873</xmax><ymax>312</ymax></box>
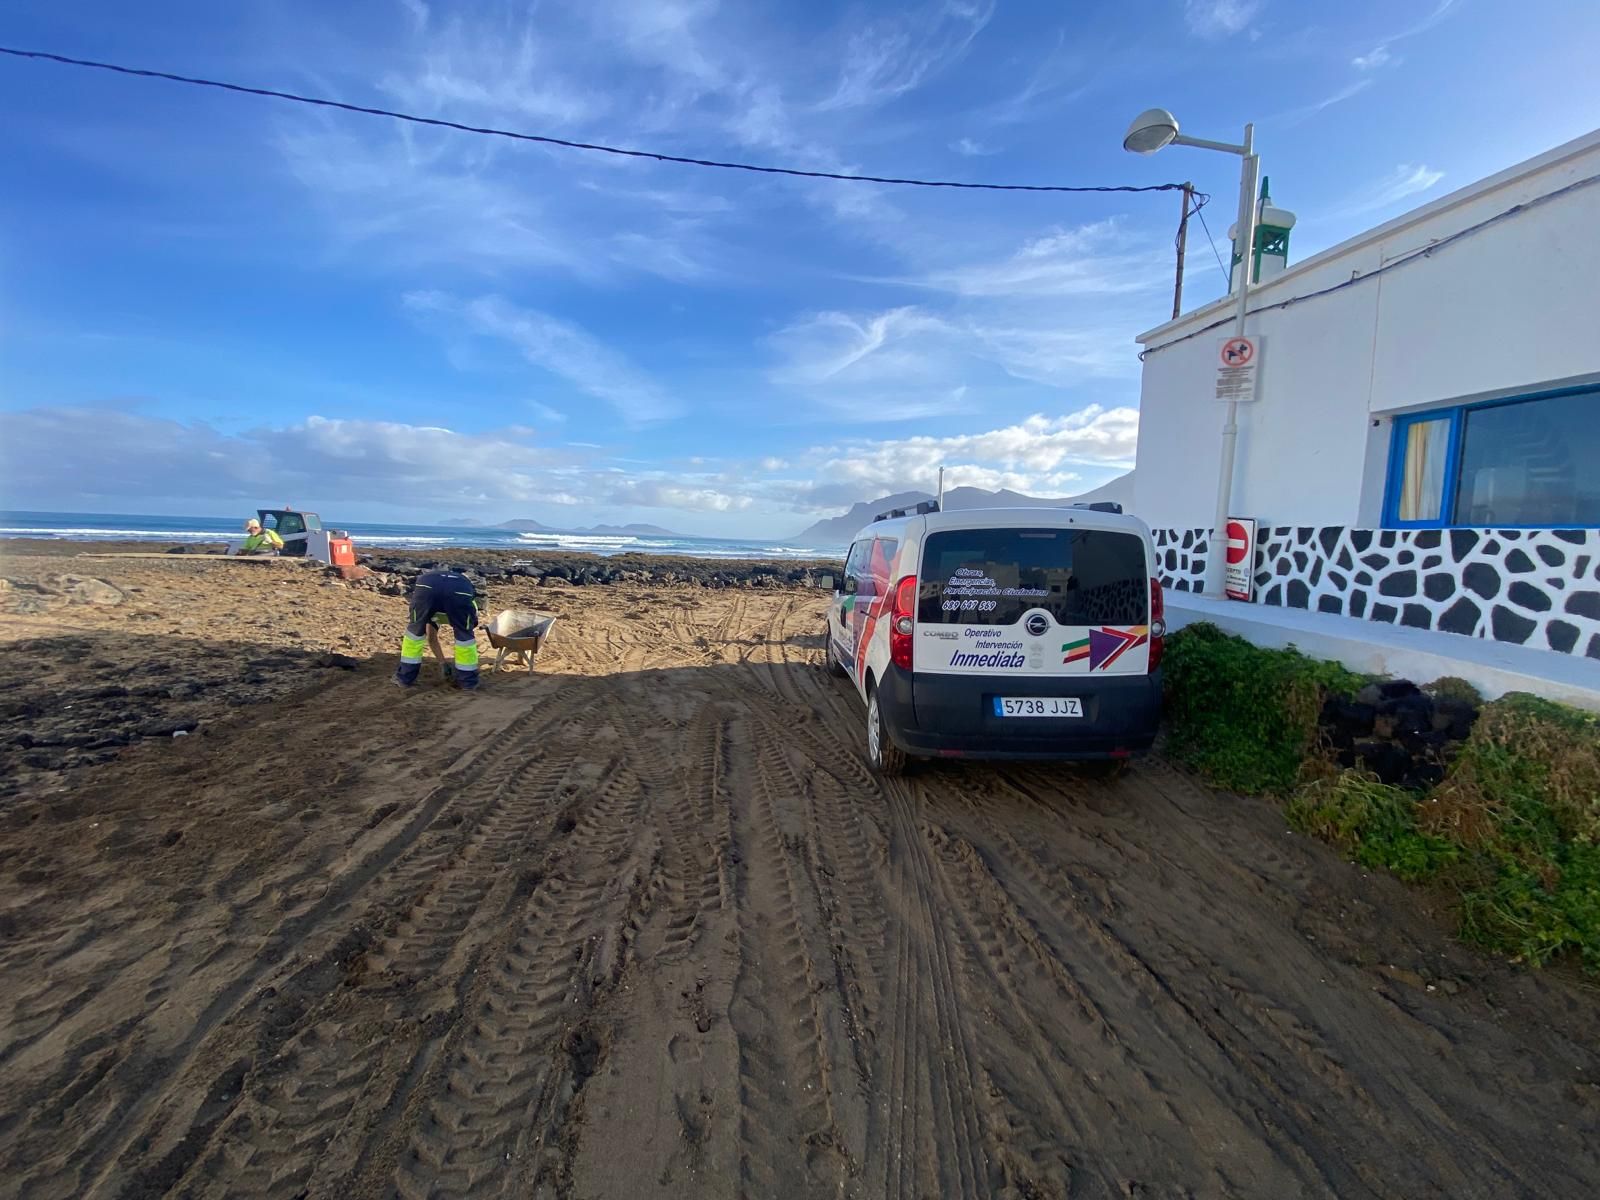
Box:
<box><xmin>994</xmin><ymin>697</ymin><xmax>1083</xmax><ymax>718</ymax></box>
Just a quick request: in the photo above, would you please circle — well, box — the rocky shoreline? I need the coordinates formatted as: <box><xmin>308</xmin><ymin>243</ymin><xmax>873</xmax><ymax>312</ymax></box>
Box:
<box><xmin>1</xmin><ymin>540</ymin><xmax>844</xmax><ymax>590</ymax></box>
<box><xmin>358</xmin><ymin>546</ymin><xmax>843</xmax><ymax>590</ymax></box>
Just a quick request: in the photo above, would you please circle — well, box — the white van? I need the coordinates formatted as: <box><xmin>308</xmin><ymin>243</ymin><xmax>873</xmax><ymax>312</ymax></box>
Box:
<box><xmin>825</xmin><ymin>503</ymin><xmax>1166</xmax><ymax>774</ymax></box>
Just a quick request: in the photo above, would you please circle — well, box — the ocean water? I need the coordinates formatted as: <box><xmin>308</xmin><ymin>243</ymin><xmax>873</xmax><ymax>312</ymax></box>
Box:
<box><xmin>0</xmin><ymin>511</ymin><xmax>838</xmax><ymax>561</ymax></box>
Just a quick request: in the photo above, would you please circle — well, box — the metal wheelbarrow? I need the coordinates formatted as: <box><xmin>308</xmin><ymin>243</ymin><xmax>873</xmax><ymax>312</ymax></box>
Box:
<box><xmin>484</xmin><ymin>609</ymin><xmax>557</xmax><ymax>672</ymax></box>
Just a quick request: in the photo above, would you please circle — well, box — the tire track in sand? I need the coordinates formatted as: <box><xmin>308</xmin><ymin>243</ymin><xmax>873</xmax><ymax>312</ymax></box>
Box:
<box><xmin>387</xmin><ymin>754</ymin><xmax>651</xmax><ymax>1199</ymax></box>
<box><xmin>29</xmin><ymin>686</ymin><xmax>580</xmax><ymax>1200</ymax></box>
<box><xmin>174</xmin><ymin>737</ymin><xmax>598</xmax><ymax>1200</ymax></box>
<box><xmin>870</xmin><ymin>777</ymin><xmax>993</xmax><ymax>1200</ymax></box>
<box><xmin>723</xmin><ymin>717</ymin><xmax>864</xmax><ymax>1198</ymax></box>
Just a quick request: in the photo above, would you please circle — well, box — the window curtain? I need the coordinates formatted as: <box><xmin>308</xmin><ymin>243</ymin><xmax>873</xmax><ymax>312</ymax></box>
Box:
<box><xmin>1399</xmin><ymin>418</ymin><xmax>1448</xmax><ymax>522</ymax></box>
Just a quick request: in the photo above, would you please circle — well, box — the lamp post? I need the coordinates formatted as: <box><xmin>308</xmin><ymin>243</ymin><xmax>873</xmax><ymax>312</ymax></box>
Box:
<box><xmin>1124</xmin><ymin>108</ymin><xmax>1260</xmax><ymax>598</ymax></box>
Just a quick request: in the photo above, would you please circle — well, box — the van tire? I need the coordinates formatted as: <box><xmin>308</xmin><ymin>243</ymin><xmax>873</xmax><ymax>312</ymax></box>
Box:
<box><xmin>866</xmin><ymin>686</ymin><xmax>908</xmax><ymax>776</ymax></box>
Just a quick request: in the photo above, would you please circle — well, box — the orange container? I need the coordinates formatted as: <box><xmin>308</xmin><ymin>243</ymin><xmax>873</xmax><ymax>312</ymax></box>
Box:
<box><xmin>328</xmin><ymin>537</ymin><xmax>357</xmax><ymax>566</ymax></box>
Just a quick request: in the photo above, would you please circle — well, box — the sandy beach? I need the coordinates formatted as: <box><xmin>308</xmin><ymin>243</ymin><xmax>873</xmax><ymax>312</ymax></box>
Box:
<box><xmin>3</xmin><ymin>544</ymin><xmax>1599</xmax><ymax>1199</ymax></box>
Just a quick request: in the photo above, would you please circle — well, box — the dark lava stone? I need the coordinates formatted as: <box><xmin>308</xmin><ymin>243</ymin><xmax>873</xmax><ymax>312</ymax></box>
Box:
<box><xmin>1423</xmin><ymin>573</ymin><xmax>1456</xmax><ymax>602</ymax></box>
<box><xmin>1490</xmin><ymin>605</ymin><xmax>1537</xmax><ymax>644</ymax></box>
<box><xmin>1462</xmin><ymin>562</ymin><xmax>1500</xmax><ymax>599</ymax></box>
<box><xmin>1380</xmin><ymin>696</ymin><xmax>1434</xmax><ymax>736</ymax></box>
<box><xmin>1506</xmin><ymin>581</ymin><xmax>1552</xmax><ymax>612</ymax></box>
<box><xmin>1377</xmin><ymin>680</ymin><xmax>1423</xmax><ymax>701</ymax></box>
<box><xmin>1437</xmin><ymin>596</ymin><xmax>1481</xmax><ymax>636</ymax></box>
<box><xmin>1566</xmin><ymin>591</ymin><xmax>1600</xmax><ymax>621</ymax></box>
<box><xmin>1546</xmin><ymin>620</ymin><xmax>1580</xmax><ymax>655</ymax></box>
<box><xmin>1431</xmin><ymin>698</ymin><xmax>1480</xmax><ymax>741</ymax></box>
<box><xmin>1402</xmin><ymin>762</ymin><xmax>1447</xmax><ymax>791</ymax></box>
<box><xmin>1351</xmin><ymin>740</ymin><xmax>1410</xmax><ymax>786</ymax></box>
<box><xmin>1322</xmin><ymin>698</ymin><xmax>1377</xmax><ymax>738</ymax></box>
<box><xmin>1379</xmin><ymin>571</ymin><xmax>1418</xmax><ymax>598</ymax></box>
<box><xmin>1401</xmin><ymin>604</ymin><xmax>1432</xmax><ymax>629</ymax></box>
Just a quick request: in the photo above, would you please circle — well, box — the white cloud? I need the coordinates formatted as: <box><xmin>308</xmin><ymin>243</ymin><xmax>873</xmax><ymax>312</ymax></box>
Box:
<box><xmin>608</xmin><ymin>480</ymin><xmax>753</xmax><ymax>511</ymax></box>
<box><xmin>0</xmin><ymin>400</ymin><xmax>1140</xmax><ymax>525</ymax></box>
<box><xmin>406</xmin><ymin>293</ymin><xmax>679</xmax><ymax>424</ymax></box>
<box><xmin>1184</xmin><ymin>0</ymin><xmax>1263</xmax><ymax>38</ymax></box>
<box><xmin>950</xmin><ymin>137</ymin><xmax>996</xmax><ymax>157</ymax></box>
<box><xmin>1271</xmin><ymin>78</ymin><xmax>1374</xmax><ymax>126</ymax></box>
<box><xmin>0</xmin><ymin>406</ymin><xmax>580</xmax><ymax>509</ymax></box>
<box><xmin>0</xmin><ymin>405</ymin><xmax>757</xmax><ymax>518</ymax></box>
<box><xmin>1330</xmin><ymin>163</ymin><xmax>1446</xmax><ymax>218</ymax></box>
<box><xmin>912</xmin><ymin>220</ymin><xmax>1165</xmax><ymax>298</ymax></box>
<box><xmin>817</xmin><ymin>1</ymin><xmax>995</xmax><ymax>110</ymax></box>
<box><xmin>768</xmin><ymin>291</ymin><xmax>1144</xmax><ymax>420</ymax></box>
<box><xmin>1355</xmin><ymin>0</ymin><xmax>1459</xmax><ymax>67</ymax></box>
<box><xmin>758</xmin><ymin>406</ymin><xmax>1137</xmax><ymax>511</ymax></box>
<box><xmin>526</xmin><ymin>402</ymin><xmax>569</xmax><ymax>425</ymax></box>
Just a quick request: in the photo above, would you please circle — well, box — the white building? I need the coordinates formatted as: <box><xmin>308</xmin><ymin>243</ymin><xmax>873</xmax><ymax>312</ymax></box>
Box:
<box><xmin>1130</xmin><ymin>129</ymin><xmax>1600</xmax><ymax>699</ymax></box>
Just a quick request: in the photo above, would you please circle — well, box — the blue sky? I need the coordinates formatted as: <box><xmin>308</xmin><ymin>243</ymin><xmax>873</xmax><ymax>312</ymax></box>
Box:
<box><xmin>2</xmin><ymin>0</ymin><xmax>1596</xmax><ymax>537</ymax></box>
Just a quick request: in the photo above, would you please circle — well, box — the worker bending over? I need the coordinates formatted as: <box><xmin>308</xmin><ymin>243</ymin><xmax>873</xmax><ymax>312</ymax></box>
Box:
<box><xmin>395</xmin><ymin>568</ymin><xmax>483</xmax><ymax>690</ymax></box>
<box><xmin>238</xmin><ymin>518</ymin><xmax>284</xmax><ymax>554</ymax></box>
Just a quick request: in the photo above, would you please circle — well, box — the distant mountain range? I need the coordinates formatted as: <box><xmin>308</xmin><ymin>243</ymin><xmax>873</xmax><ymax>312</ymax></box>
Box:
<box><xmin>786</xmin><ymin>473</ymin><xmax>1135</xmax><ymax>547</ymax></box>
<box><xmin>440</xmin><ymin>518</ymin><xmax>679</xmax><ymax>536</ymax></box>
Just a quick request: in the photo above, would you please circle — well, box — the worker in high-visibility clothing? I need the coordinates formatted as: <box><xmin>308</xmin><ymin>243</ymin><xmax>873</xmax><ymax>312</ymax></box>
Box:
<box><xmin>395</xmin><ymin>567</ymin><xmax>483</xmax><ymax>690</ymax></box>
<box><xmin>238</xmin><ymin>517</ymin><xmax>284</xmax><ymax>554</ymax></box>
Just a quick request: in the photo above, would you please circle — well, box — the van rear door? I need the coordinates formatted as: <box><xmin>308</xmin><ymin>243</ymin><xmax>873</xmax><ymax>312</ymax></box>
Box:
<box><xmin>915</xmin><ymin>527</ymin><xmax>1152</xmax><ymax>677</ymax></box>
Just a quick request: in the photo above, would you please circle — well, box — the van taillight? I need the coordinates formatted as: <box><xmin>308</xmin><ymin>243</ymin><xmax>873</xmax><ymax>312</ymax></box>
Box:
<box><xmin>1149</xmin><ymin>577</ymin><xmax>1166</xmax><ymax>669</ymax></box>
<box><xmin>889</xmin><ymin>575</ymin><xmax>917</xmax><ymax>670</ymax></box>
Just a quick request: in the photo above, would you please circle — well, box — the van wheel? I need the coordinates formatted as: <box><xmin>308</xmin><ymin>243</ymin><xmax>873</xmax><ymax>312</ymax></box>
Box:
<box><xmin>866</xmin><ymin>687</ymin><xmax>908</xmax><ymax>776</ymax></box>
<box><xmin>824</xmin><ymin>629</ymin><xmax>847</xmax><ymax>677</ymax></box>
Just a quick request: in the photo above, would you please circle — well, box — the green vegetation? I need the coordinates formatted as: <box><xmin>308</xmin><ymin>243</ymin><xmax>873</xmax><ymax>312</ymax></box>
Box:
<box><xmin>1286</xmin><ymin>772</ymin><xmax>1457</xmax><ymax>883</ymax></box>
<box><xmin>1423</xmin><ymin>675</ymin><xmax>1483</xmax><ymax>706</ymax></box>
<box><xmin>1163</xmin><ymin>624</ymin><xmax>1600</xmax><ymax>972</ymax></box>
<box><xmin>1161</xmin><ymin>622</ymin><xmax>1364</xmax><ymax>794</ymax></box>
<box><xmin>1431</xmin><ymin>694</ymin><xmax>1600</xmax><ymax>969</ymax></box>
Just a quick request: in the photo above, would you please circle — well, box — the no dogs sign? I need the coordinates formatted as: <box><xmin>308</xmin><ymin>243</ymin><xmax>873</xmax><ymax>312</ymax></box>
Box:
<box><xmin>1215</xmin><ymin>335</ymin><xmax>1261</xmax><ymax>403</ymax></box>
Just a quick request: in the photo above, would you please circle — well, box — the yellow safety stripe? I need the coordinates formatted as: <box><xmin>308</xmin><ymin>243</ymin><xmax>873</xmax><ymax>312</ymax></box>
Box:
<box><xmin>453</xmin><ymin>639</ymin><xmax>480</xmax><ymax>670</ymax></box>
<box><xmin>401</xmin><ymin>634</ymin><xmax>427</xmax><ymax>664</ymax></box>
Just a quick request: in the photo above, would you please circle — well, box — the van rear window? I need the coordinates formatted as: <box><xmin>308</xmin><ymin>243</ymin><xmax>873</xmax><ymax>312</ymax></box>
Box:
<box><xmin>918</xmin><ymin>528</ymin><xmax>1148</xmax><ymax>627</ymax></box>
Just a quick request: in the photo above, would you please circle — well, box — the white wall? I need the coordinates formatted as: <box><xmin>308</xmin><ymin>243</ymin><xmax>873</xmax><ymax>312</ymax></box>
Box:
<box><xmin>1133</xmin><ymin>131</ymin><xmax>1600</xmax><ymax>529</ymax></box>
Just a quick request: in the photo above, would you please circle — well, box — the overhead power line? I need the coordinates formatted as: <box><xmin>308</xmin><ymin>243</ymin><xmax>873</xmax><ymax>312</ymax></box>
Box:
<box><xmin>1193</xmin><ymin>202</ymin><xmax>1231</xmax><ymax>286</ymax></box>
<box><xmin>0</xmin><ymin>45</ymin><xmax>1191</xmax><ymax>197</ymax></box>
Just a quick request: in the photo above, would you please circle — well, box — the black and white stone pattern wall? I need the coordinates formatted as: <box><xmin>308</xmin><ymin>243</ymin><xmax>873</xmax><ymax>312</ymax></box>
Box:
<box><xmin>1151</xmin><ymin>526</ymin><xmax>1600</xmax><ymax>660</ymax></box>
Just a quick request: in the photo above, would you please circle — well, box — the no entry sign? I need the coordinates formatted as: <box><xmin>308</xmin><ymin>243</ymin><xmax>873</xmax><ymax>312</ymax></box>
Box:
<box><xmin>1224</xmin><ymin>517</ymin><xmax>1257</xmax><ymax>601</ymax></box>
<box><xmin>1215</xmin><ymin>335</ymin><xmax>1262</xmax><ymax>403</ymax></box>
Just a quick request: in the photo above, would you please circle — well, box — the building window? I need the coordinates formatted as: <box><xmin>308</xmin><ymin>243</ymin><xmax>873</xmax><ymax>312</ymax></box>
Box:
<box><xmin>1396</xmin><ymin>415</ymin><xmax>1451</xmax><ymax>522</ymax></box>
<box><xmin>1385</xmin><ymin>385</ymin><xmax>1600</xmax><ymax>529</ymax></box>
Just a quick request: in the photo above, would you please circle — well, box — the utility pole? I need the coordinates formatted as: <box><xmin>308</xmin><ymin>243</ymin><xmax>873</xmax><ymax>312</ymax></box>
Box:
<box><xmin>1173</xmin><ymin>182</ymin><xmax>1192</xmax><ymax>320</ymax></box>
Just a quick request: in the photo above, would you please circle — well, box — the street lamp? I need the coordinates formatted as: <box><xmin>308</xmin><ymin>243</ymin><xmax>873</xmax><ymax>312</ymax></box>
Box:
<box><xmin>1124</xmin><ymin>107</ymin><xmax>1261</xmax><ymax>599</ymax></box>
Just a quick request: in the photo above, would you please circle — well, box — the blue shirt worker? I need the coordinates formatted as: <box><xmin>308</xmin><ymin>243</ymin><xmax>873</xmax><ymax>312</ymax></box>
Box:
<box><xmin>395</xmin><ymin>568</ymin><xmax>483</xmax><ymax>690</ymax></box>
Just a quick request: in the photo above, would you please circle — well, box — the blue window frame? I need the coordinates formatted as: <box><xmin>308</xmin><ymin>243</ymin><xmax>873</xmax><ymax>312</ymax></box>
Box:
<box><xmin>1382</xmin><ymin>384</ymin><xmax>1600</xmax><ymax>529</ymax></box>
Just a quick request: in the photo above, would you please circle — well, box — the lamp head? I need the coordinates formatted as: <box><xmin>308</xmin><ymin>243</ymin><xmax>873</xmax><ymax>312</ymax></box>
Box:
<box><xmin>1123</xmin><ymin>108</ymin><xmax>1179</xmax><ymax>155</ymax></box>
